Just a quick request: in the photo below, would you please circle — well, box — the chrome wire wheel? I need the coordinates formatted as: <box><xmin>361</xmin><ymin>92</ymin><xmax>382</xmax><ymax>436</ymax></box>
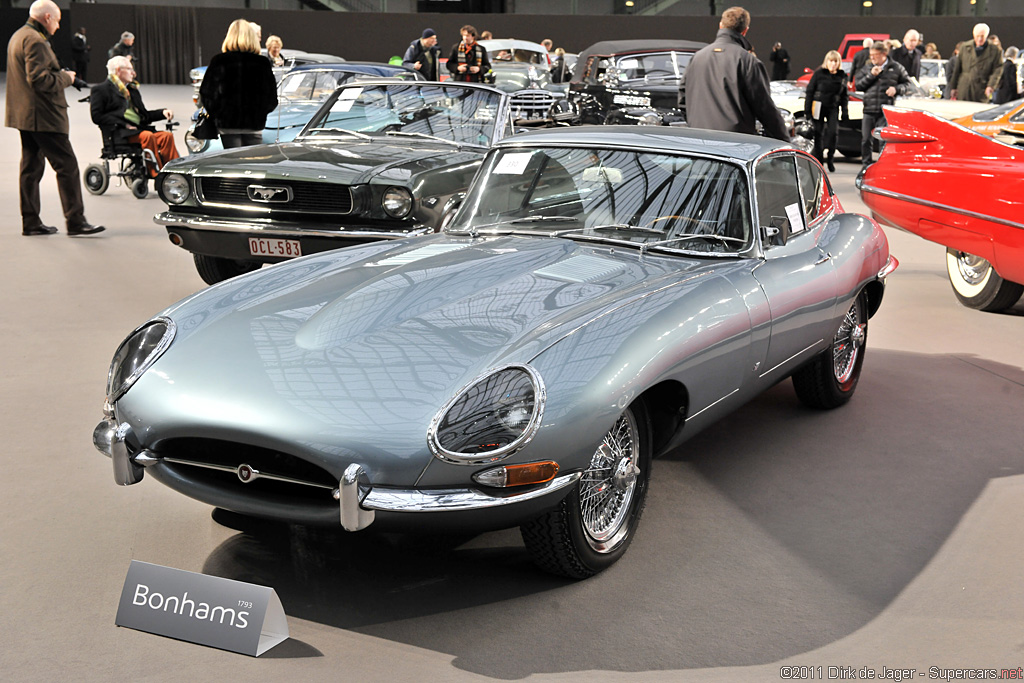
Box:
<box><xmin>832</xmin><ymin>299</ymin><xmax>866</xmax><ymax>386</ymax></box>
<box><xmin>579</xmin><ymin>410</ymin><xmax>640</xmax><ymax>553</ymax></box>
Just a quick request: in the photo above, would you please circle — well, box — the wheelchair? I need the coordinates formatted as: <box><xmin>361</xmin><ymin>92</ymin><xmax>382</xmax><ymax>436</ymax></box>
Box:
<box><xmin>83</xmin><ymin>121</ymin><xmax>178</xmax><ymax>199</ymax></box>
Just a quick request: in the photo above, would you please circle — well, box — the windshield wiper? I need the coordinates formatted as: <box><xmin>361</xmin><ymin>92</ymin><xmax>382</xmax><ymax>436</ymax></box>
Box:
<box><xmin>384</xmin><ymin>130</ymin><xmax>462</xmax><ymax>147</ymax></box>
<box><xmin>304</xmin><ymin>128</ymin><xmax>372</xmax><ymax>140</ymax></box>
<box><xmin>591</xmin><ymin>223</ymin><xmax>664</xmax><ymax>235</ymax></box>
<box><xmin>447</xmin><ymin>215</ymin><xmax>581</xmax><ymax>236</ymax></box>
<box><xmin>639</xmin><ymin>233</ymin><xmax>746</xmax><ymax>255</ymax></box>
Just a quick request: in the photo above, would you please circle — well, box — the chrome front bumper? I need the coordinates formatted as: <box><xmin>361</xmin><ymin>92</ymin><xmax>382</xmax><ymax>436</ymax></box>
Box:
<box><xmin>93</xmin><ymin>418</ymin><xmax>580</xmax><ymax>532</ymax></box>
<box><xmin>154</xmin><ymin>210</ymin><xmax>433</xmax><ymax>241</ymax></box>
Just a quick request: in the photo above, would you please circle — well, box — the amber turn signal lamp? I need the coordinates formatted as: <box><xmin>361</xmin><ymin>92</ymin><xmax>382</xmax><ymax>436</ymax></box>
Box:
<box><xmin>473</xmin><ymin>461</ymin><xmax>559</xmax><ymax>488</ymax></box>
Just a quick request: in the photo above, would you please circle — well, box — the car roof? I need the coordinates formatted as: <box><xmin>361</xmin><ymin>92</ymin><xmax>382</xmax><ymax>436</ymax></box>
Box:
<box><xmin>479</xmin><ymin>39</ymin><xmax>548</xmax><ymax>53</ymax></box>
<box><xmin>495</xmin><ymin>125</ymin><xmax>790</xmax><ymax>162</ymax></box>
<box><xmin>571</xmin><ymin>39</ymin><xmax>707</xmax><ymax>82</ymax></box>
<box><xmin>287</xmin><ymin>61</ymin><xmax>418</xmax><ymax>76</ymax></box>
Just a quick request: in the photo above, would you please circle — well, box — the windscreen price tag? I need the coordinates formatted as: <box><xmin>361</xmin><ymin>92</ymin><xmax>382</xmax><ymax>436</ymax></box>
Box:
<box><xmin>332</xmin><ymin>87</ymin><xmax>362</xmax><ymax>112</ymax></box>
<box><xmin>493</xmin><ymin>153</ymin><xmax>533</xmax><ymax>175</ymax></box>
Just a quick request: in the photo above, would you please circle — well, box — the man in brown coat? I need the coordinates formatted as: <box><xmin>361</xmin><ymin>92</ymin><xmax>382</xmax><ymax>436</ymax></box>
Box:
<box><xmin>5</xmin><ymin>0</ymin><xmax>103</xmax><ymax>236</ymax></box>
<box><xmin>948</xmin><ymin>23</ymin><xmax>1002</xmax><ymax>103</ymax></box>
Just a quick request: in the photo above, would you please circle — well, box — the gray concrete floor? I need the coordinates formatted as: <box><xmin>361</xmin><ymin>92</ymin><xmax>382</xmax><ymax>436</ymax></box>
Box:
<box><xmin>1</xmin><ymin>84</ymin><xmax>1022</xmax><ymax>682</ymax></box>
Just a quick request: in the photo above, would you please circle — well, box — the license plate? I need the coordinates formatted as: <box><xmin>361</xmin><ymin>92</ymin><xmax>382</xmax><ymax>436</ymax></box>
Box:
<box><xmin>248</xmin><ymin>237</ymin><xmax>302</xmax><ymax>258</ymax></box>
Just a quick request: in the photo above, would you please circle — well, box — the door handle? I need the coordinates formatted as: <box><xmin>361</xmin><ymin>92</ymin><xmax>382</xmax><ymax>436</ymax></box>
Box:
<box><xmin>814</xmin><ymin>252</ymin><xmax>832</xmax><ymax>265</ymax></box>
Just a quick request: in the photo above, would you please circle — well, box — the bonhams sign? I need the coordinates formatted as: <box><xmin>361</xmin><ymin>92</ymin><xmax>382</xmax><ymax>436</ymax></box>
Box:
<box><xmin>115</xmin><ymin>561</ymin><xmax>289</xmax><ymax>656</ymax></box>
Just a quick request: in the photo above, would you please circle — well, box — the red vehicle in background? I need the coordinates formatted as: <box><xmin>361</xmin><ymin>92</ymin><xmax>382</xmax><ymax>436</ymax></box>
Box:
<box><xmin>858</xmin><ymin>107</ymin><xmax>1024</xmax><ymax>312</ymax></box>
<box><xmin>799</xmin><ymin>33</ymin><xmax>890</xmax><ymax>86</ymax></box>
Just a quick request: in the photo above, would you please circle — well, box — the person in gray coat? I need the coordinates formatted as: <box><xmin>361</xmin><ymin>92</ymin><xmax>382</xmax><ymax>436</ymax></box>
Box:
<box><xmin>948</xmin><ymin>23</ymin><xmax>1002</xmax><ymax>102</ymax></box>
<box><xmin>678</xmin><ymin>6</ymin><xmax>788</xmax><ymax>141</ymax></box>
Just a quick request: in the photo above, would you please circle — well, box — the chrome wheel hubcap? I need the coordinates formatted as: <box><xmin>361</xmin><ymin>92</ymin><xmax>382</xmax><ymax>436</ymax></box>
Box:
<box><xmin>579</xmin><ymin>410</ymin><xmax>639</xmax><ymax>553</ymax></box>
<box><xmin>833</xmin><ymin>301</ymin><xmax>864</xmax><ymax>385</ymax></box>
<box><xmin>955</xmin><ymin>252</ymin><xmax>991</xmax><ymax>286</ymax></box>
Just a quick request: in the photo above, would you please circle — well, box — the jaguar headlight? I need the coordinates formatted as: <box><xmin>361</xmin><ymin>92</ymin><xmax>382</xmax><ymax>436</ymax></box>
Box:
<box><xmin>428</xmin><ymin>365</ymin><xmax>545</xmax><ymax>464</ymax></box>
<box><xmin>161</xmin><ymin>173</ymin><xmax>190</xmax><ymax>204</ymax></box>
<box><xmin>106</xmin><ymin>317</ymin><xmax>176</xmax><ymax>403</ymax></box>
<box><xmin>637</xmin><ymin>111</ymin><xmax>662</xmax><ymax>126</ymax></box>
<box><xmin>184</xmin><ymin>130</ymin><xmax>206</xmax><ymax>154</ymax></box>
<box><xmin>382</xmin><ymin>187</ymin><xmax>413</xmax><ymax>218</ymax></box>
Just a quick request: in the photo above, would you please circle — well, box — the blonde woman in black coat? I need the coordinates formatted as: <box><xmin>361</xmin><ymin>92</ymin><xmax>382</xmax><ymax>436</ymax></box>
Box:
<box><xmin>200</xmin><ymin>19</ymin><xmax>277</xmax><ymax>148</ymax></box>
<box><xmin>804</xmin><ymin>50</ymin><xmax>850</xmax><ymax>172</ymax></box>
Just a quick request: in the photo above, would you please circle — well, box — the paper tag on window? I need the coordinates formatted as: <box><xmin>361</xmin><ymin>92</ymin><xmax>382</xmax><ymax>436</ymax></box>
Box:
<box><xmin>493</xmin><ymin>153</ymin><xmax>533</xmax><ymax>175</ymax></box>
<box><xmin>282</xmin><ymin>77</ymin><xmax>303</xmax><ymax>93</ymax></box>
<box><xmin>338</xmin><ymin>87</ymin><xmax>362</xmax><ymax>100</ymax></box>
<box><xmin>785</xmin><ymin>202</ymin><xmax>805</xmax><ymax>233</ymax></box>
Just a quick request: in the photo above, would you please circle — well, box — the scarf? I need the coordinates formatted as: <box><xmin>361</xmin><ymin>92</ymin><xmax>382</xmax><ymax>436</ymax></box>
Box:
<box><xmin>110</xmin><ymin>74</ymin><xmax>141</xmax><ymax>125</ymax></box>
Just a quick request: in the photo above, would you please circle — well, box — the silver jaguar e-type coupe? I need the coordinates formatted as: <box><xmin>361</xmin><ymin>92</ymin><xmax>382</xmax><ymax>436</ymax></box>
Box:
<box><xmin>95</xmin><ymin>126</ymin><xmax>896</xmax><ymax>578</ymax></box>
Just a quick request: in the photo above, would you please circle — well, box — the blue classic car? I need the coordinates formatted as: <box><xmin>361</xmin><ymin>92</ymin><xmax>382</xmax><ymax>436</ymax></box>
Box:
<box><xmin>97</xmin><ymin>126</ymin><xmax>896</xmax><ymax>578</ymax></box>
<box><xmin>157</xmin><ymin>80</ymin><xmax>512</xmax><ymax>284</ymax></box>
<box><xmin>184</xmin><ymin>62</ymin><xmax>423</xmax><ymax>155</ymax></box>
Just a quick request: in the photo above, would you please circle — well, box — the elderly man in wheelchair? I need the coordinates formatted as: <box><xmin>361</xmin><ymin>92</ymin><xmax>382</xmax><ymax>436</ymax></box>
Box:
<box><xmin>86</xmin><ymin>55</ymin><xmax>179</xmax><ymax>198</ymax></box>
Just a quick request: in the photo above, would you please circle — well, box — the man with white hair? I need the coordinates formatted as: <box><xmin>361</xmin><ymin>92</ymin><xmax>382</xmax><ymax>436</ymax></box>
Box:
<box><xmin>90</xmin><ymin>56</ymin><xmax>178</xmax><ymax>177</ymax></box>
<box><xmin>5</xmin><ymin>0</ymin><xmax>104</xmax><ymax>236</ymax></box>
<box><xmin>948</xmin><ymin>23</ymin><xmax>1002</xmax><ymax>102</ymax></box>
<box><xmin>891</xmin><ymin>29</ymin><xmax>921</xmax><ymax>79</ymax></box>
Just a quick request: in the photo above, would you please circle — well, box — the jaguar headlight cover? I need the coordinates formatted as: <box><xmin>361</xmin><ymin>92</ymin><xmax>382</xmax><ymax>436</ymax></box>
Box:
<box><xmin>106</xmin><ymin>317</ymin><xmax>176</xmax><ymax>403</ymax></box>
<box><xmin>382</xmin><ymin>186</ymin><xmax>413</xmax><ymax>218</ymax></box>
<box><xmin>161</xmin><ymin>173</ymin><xmax>191</xmax><ymax>203</ymax></box>
<box><xmin>428</xmin><ymin>365</ymin><xmax>545</xmax><ymax>464</ymax></box>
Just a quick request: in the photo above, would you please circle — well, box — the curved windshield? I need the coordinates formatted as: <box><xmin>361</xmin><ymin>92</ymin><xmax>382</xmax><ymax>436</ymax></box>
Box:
<box><xmin>971</xmin><ymin>97</ymin><xmax>1024</xmax><ymax>122</ymax></box>
<box><xmin>301</xmin><ymin>83</ymin><xmax>503</xmax><ymax>146</ymax></box>
<box><xmin>451</xmin><ymin>147</ymin><xmax>753</xmax><ymax>254</ymax></box>
<box><xmin>492</xmin><ymin>66</ymin><xmax>553</xmax><ymax>92</ymax></box>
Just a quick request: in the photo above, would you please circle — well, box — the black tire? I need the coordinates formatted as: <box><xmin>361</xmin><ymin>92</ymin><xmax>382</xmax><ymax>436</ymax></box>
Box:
<box><xmin>193</xmin><ymin>253</ymin><xmax>262</xmax><ymax>285</ymax></box>
<box><xmin>84</xmin><ymin>164</ymin><xmax>109</xmax><ymax>195</ymax></box>
<box><xmin>520</xmin><ymin>400</ymin><xmax>652</xmax><ymax>579</ymax></box>
<box><xmin>792</xmin><ymin>291</ymin><xmax>868</xmax><ymax>410</ymax></box>
<box><xmin>945</xmin><ymin>248</ymin><xmax>1024</xmax><ymax>312</ymax></box>
<box><xmin>131</xmin><ymin>177</ymin><xmax>149</xmax><ymax>199</ymax></box>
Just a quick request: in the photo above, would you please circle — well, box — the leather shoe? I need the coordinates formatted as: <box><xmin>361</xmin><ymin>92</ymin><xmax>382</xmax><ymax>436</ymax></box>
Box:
<box><xmin>23</xmin><ymin>224</ymin><xmax>58</xmax><ymax>236</ymax></box>
<box><xmin>827</xmin><ymin>160</ymin><xmax>836</xmax><ymax>172</ymax></box>
<box><xmin>67</xmin><ymin>223</ymin><xmax>105</xmax><ymax>236</ymax></box>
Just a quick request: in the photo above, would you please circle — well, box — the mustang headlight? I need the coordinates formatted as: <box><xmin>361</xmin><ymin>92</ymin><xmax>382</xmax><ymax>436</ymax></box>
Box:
<box><xmin>428</xmin><ymin>365</ymin><xmax>545</xmax><ymax>464</ymax></box>
<box><xmin>106</xmin><ymin>317</ymin><xmax>176</xmax><ymax>403</ymax></box>
<box><xmin>382</xmin><ymin>186</ymin><xmax>413</xmax><ymax>218</ymax></box>
<box><xmin>161</xmin><ymin>173</ymin><xmax>190</xmax><ymax>203</ymax></box>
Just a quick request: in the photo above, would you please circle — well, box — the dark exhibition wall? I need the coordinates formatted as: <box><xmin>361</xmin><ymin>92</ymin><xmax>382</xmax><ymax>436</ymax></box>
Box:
<box><xmin>3</xmin><ymin>5</ymin><xmax>1023</xmax><ymax>85</ymax></box>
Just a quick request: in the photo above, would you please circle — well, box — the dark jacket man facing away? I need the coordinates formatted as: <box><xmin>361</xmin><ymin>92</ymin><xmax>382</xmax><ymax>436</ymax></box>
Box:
<box><xmin>679</xmin><ymin>6</ymin><xmax>789</xmax><ymax>141</ymax></box>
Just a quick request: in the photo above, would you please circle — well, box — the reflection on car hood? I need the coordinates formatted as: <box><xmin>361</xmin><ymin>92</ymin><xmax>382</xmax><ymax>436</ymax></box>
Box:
<box><xmin>264</xmin><ymin>102</ymin><xmax>323</xmax><ymax>131</ymax></box>
<box><xmin>132</xmin><ymin>235</ymin><xmax>715</xmax><ymax>482</ymax></box>
<box><xmin>165</xmin><ymin>139</ymin><xmax>485</xmax><ymax>185</ymax></box>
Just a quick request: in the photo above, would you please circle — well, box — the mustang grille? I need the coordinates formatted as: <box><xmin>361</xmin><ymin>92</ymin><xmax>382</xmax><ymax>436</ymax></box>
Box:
<box><xmin>156</xmin><ymin>437</ymin><xmax>339</xmax><ymax>502</ymax></box>
<box><xmin>197</xmin><ymin>177</ymin><xmax>353</xmax><ymax>214</ymax></box>
<box><xmin>511</xmin><ymin>90</ymin><xmax>556</xmax><ymax>121</ymax></box>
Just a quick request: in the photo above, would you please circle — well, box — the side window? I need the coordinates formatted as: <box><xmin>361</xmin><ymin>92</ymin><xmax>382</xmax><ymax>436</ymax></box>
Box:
<box><xmin>755</xmin><ymin>155</ymin><xmax>804</xmax><ymax>246</ymax></box>
<box><xmin>796</xmin><ymin>156</ymin><xmax>827</xmax><ymax>224</ymax></box>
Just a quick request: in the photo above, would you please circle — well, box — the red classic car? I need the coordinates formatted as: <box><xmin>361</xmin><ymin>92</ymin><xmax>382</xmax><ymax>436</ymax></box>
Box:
<box><xmin>858</xmin><ymin>107</ymin><xmax>1024</xmax><ymax>312</ymax></box>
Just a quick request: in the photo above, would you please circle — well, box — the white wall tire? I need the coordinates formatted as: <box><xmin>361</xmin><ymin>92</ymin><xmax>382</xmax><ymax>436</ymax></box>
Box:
<box><xmin>945</xmin><ymin>248</ymin><xmax>1023</xmax><ymax>312</ymax></box>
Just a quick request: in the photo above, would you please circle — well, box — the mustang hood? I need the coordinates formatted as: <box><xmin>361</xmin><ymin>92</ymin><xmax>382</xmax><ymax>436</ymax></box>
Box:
<box><xmin>124</xmin><ymin>235</ymin><xmax>711</xmax><ymax>483</ymax></box>
<box><xmin>166</xmin><ymin>138</ymin><xmax>484</xmax><ymax>186</ymax></box>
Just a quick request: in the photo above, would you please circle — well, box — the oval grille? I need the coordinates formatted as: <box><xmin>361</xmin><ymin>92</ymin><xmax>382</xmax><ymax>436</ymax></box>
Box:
<box><xmin>198</xmin><ymin>177</ymin><xmax>353</xmax><ymax>214</ymax></box>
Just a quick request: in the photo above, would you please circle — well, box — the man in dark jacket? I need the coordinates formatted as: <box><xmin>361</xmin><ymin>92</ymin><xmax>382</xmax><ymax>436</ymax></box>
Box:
<box><xmin>679</xmin><ymin>6</ymin><xmax>788</xmax><ymax>141</ymax></box>
<box><xmin>948</xmin><ymin>23</ymin><xmax>1002</xmax><ymax>102</ymax></box>
<box><xmin>5</xmin><ymin>0</ymin><xmax>103</xmax><ymax>236</ymax></box>
<box><xmin>403</xmin><ymin>28</ymin><xmax>441</xmax><ymax>81</ymax></box>
<box><xmin>855</xmin><ymin>41</ymin><xmax>910</xmax><ymax>170</ymax></box>
<box><xmin>91</xmin><ymin>56</ymin><xmax>178</xmax><ymax>177</ymax></box>
<box><xmin>447</xmin><ymin>25</ymin><xmax>491</xmax><ymax>83</ymax></box>
<box><xmin>850</xmin><ymin>38</ymin><xmax>874</xmax><ymax>89</ymax></box>
<box><xmin>71</xmin><ymin>26</ymin><xmax>89</xmax><ymax>80</ymax></box>
<box><xmin>890</xmin><ymin>29</ymin><xmax>921</xmax><ymax>79</ymax></box>
<box><xmin>768</xmin><ymin>42</ymin><xmax>789</xmax><ymax>81</ymax></box>
<box><xmin>108</xmin><ymin>31</ymin><xmax>137</xmax><ymax>74</ymax></box>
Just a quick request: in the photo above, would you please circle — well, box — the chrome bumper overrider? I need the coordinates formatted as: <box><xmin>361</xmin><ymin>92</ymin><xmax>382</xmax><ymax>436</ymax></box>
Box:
<box><xmin>154</xmin><ymin>211</ymin><xmax>433</xmax><ymax>240</ymax></box>
<box><xmin>93</xmin><ymin>418</ymin><xmax>580</xmax><ymax>532</ymax></box>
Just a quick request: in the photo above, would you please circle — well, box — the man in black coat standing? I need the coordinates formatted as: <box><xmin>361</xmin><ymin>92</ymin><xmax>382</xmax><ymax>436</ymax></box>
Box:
<box><xmin>850</xmin><ymin>38</ymin><xmax>874</xmax><ymax>88</ymax></box>
<box><xmin>769</xmin><ymin>42</ymin><xmax>789</xmax><ymax>81</ymax></box>
<box><xmin>679</xmin><ymin>6</ymin><xmax>788</xmax><ymax>141</ymax></box>
<box><xmin>402</xmin><ymin>28</ymin><xmax>441</xmax><ymax>81</ymax></box>
<box><xmin>855</xmin><ymin>41</ymin><xmax>910</xmax><ymax>172</ymax></box>
<box><xmin>71</xmin><ymin>26</ymin><xmax>89</xmax><ymax>80</ymax></box>
<box><xmin>890</xmin><ymin>29</ymin><xmax>921</xmax><ymax>80</ymax></box>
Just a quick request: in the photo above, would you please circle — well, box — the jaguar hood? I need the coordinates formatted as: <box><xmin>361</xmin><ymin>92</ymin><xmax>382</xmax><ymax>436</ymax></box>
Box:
<box><xmin>122</xmin><ymin>235</ymin><xmax>714</xmax><ymax>482</ymax></box>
